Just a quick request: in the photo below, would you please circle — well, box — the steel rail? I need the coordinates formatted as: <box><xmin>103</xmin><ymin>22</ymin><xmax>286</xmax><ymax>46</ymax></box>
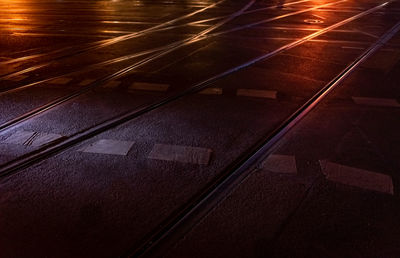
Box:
<box><xmin>0</xmin><ymin>0</ymin><xmax>257</xmax><ymax>135</ymax></box>
<box><xmin>133</xmin><ymin>13</ymin><xmax>400</xmax><ymax>258</ymax></box>
<box><xmin>0</xmin><ymin>0</ymin><xmax>347</xmax><ymax>130</ymax></box>
<box><xmin>0</xmin><ymin>0</ymin><xmax>227</xmax><ymax>72</ymax></box>
<box><xmin>0</xmin><ymin>0</ymin><xmax>311</xmax><ymax>86</ymax></box>
<box><xmin>0</xmin><ymin>0</ymin><xmax>339</xmax><ymax>96</ymax></box>
<box><xmin>0</xmin><ymin>2</ymin><xmax>390</xmax><ymax>180</ymax></box>
<box><xmin>0</xmin><ymin>0</ymin><xmax>319</xmax><ymax>99</ymax></box>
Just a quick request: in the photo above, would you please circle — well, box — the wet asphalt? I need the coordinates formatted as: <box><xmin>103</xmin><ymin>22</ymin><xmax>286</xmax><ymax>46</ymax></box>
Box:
<box><xmin>0</xmin><ymin>0</ymin><xmax>400</xmax><ymax>257</ymax></box>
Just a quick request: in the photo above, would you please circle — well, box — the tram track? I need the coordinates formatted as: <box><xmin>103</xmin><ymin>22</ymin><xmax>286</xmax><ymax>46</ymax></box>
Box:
<box><xmin>0</xmin><ymin>0</ymin><xmax>309</xmax><ymax>82</ymax></box>
<box><xmin>0</xmin><ymin>0</ymin><xmax>348</xmax><ymax>137</ymax></box>
<box><xmin>0</xmin><ymin>1</ymin><xmax>398</xmax><ymax>256</ymax></box>
<box><xmin>1</xmin><ymin>0</ymin><xmax>310</xmax><ymax>71</ymax></box>
<box><xmin>0</xmin><ymin>0</ymin><xmax>227</xmax><ymax>69</ymax></box>
<box><xmin>0</xmin><ymin>0</ymin><xmax>262</xmax><ymax>134</ymax></box>
<box><xmin>132</xmin><ymin>15</ymin><xmax>400</xmax><ymax>258</ymax></box>
<box><xmin>0</xmin><ymin>0</ymin><xmax>327</xmax><ymax>96</ymax></box>
<box><xmin>0</xmin><ymin>1</ymin><xmax>391</xmax><ymax>179</ymax></box>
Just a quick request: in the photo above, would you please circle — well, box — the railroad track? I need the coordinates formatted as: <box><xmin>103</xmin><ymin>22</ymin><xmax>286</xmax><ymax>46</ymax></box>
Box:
<box><xmin>1</xmin><ymin>0</ymin><xmax>309</xmax><ymax>77</ymax></box>
<box><xmin>0</xmin><ymin>1</ymin><xmax>399</xmax><ymax>257</ymax></box>
<box><xmin>0</xmin><ymin>0</ymin><xmax>260</xmax><ymax>132</ymax></box>
<box><xmin>0</xmin><ymin>0</ymin><xmax>346</xmax><ymax>136</ymax></box>
<box><xmin>0</xmin><ymin>0</ymin><xmax>227</xmax><ymax>69</ymax></box>
<box><xmin>0</xmin><ymin>0</ymin><xmax>312</xmax><ymax>92</ymax></box>
<box><xmin>0</xmin><ymin>1</ymin><xmax>393</xmax><ymax>177</ymax></box>
<box><xmin>133</xmin><ymin>14</ymin><xmax>400</xmax><ymax>258</ymax></box>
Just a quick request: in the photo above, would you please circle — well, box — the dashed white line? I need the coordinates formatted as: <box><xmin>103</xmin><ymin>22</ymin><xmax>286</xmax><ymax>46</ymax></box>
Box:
<box><xmin>102</xmin><ymin>80</ymin><xmax>121</xmax><ymax>89</ymax></box>
<box><xmin>198</xmin><ymin>88</ymin><xmax>223</xmax><ymax>95</ymax></box>
<box><xmin>237</xmin><ymin>89</ymin><xmax>278</xmax><ymax>99</ymax></box>
<box><xmin>148</xmin><ymin>144</ymin><xmax>212</xmax><ymax>165</ymax></box>
<box><xmin>341</xmin><ymin>46</ymin><xmax>365</xmax><ymax>50</ymax></box>
<box><xmin>79</xmin><ymin>139</ymin><xmax>134</xmax><ymax>156</ymax></box>
<box><xmin>304</xmin><ymin>18</ymin><xmax>324</xmax><ymax>24</ymax></box>
<box><xmin>7</xmin><ymin>75</ymin><xmax>28</xmax><ymax>82</ymax></box>
<box><xmin>320</xmin><ymin>160</ymin><xmax>394</xmax><ymax>195</ymax></box>
<box><xmin>49</xmin><ymin>77</ymin><xmax>73</xmax><ymax>85</ymax></box>
<box><xmin>79</xmin><ymin>79</ymin><xmax>96</xmax><ymax>86</ymax></box>
<box><xmin>129</xmin><ymin>82</ymin><xmax>170</xmax><ymax>92</ymax></box>
<box><xmin>261</xmin><ymin>154</ymin><xmax>297</xmax><ymax>174</ymax></box>
<box><xmin>352</xmin><ymin>97</ymin><xmax>400</xmax><ymax>108</ymax></box>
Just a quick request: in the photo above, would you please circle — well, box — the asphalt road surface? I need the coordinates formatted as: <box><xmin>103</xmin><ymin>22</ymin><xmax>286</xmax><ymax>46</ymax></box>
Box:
<box><xmin>0</xmin><ymin>0</ymin><xmax>400</xmax><ymax>257</ymax></box>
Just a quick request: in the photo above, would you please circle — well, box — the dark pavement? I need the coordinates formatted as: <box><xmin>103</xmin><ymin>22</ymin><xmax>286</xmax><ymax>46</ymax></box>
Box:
<box><xmin>0</xmin><ymin>0</ymin><xmax>399</xmax><ymax>257</ymax></box>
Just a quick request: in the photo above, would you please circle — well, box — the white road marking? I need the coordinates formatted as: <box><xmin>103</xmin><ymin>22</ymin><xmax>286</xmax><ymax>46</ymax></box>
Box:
<box><xmin>352</xmin><ymin>97</ymin><xmax>400</xmax><ymax>108</ymax></box>
<box><xmin>129</xmin><ymin>82</ymin><xmax>170</xmax><ymax>92</ymax></box>
<box><xmin>198</xmin><ymin>88</ymin><xmax>223</xmax><ymax>95</ymax></box>
<box><xmin>79</xmin><ymin>79</ymin><xmax>96</xmax><ymax>86</ymax></box>
<box><xmin>102</xmin><ymin>80</ymin><xmax>121</xmax><ymax>88</ymax></box>
<box><xmin>237</xmin><ymin>89</ymin><xmax>277</xmax><ymax>99</ymax></box>
<box><xmin>79</xmin><ymin>139</ymin><xmax>134</xmax><ymax>156</ymax></box>
<box><xmin>7</xmin><ymin>75</ymin><xmax>28</xmax><ymax>82</ymax></box>
<box><xmin>320</xmin><ymin>160</ymin><xmax>394</xmax><ymax>195</ymax></box>
<box><xmin>3</xmin><ymin>130</ymin><xmax>63</xmax><ymax>147</ymax></box>
<box><xmin>304</xmin><ymin>18</ymin><xmax>324</xmax><ymax>24</ymax></box>
<box><xmin>49</xmin><ymin>77</ymin><xmax>73</xmax><ymax>85</ymax></box>
<box><xmin>261</xmin><ymin>154</ymin><xmax>297</xmax><ymax>174</ymax></box>
<box><xmin>148</xmin><ymin>144</ymin><xmax>212</xmax><ymax>165</ymax></box>
<box><xmin>341</xmin><ymin>46</ymin><xmax>365</xmax><ymax>50</ymax></box>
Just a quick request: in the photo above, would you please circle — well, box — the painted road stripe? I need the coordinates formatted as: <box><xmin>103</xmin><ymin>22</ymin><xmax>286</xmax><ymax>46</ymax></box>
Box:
<box><xmin>79</xmin><ymin>139</ymin><xmax>134</xmax><ymax>156</ymax></box>
<box><xmin>341</xmin><ymin>46</ymin><xmax>365</xmax><ymax>50</ymax></box>
<box><xmin>320</xmin><ymin>160</ymin><xmax>394</xmax><ymax>195</ymax></box>
<box><xmin>49</xmin><ymin>77</ymin><xmax>73</xmax><ymax>85</ymax></box>
<box><xmin>304</xmin><ymin>19</ymin><xmax>324</xmax><ymax>24</ymax></box>
<box><xmin>261</xmin><ymin>154</ymin><xmax>297</xmax><ymax>174</ymax></box>
<box><xmin>237</xmin><ymin>89</ymin><xmax>277</xmax><ymax>99</ymax></box>
<box><xmin>352</xmin><ymin>97</ymin><xmax>400</xmax><ymax>108</ymax></box>
<box><xmin>102</xmin><ymin>80</ymin><xmax>121</xmax><ymax>89</ymax></box>
<box><xmin>148</xmin><ymin>144</ymin><xmax>212</xmax><ymax>165</ymax></box>
<box><xmin>198</xmin><ymin>88</ymin><xmax>223</xmax><ymax>95</ymax></box>
<box><xmin>7</xmin><ymin>75</ymin><xmax>28</xmax><ymax>82</ymax></box>
<box><xmin>79</xmin><ymin>79</ymin><xmax>96</xmax><ymax>86</ymax></box>
<box><xmin>129</xmin><ymin>82</ymin><xmax>169</xmax><ymax>92</ymax></box>
<box><xmin>3</xmin><ymin>130</ymin><xmax>63</xmax><ymax>147</ymax></box>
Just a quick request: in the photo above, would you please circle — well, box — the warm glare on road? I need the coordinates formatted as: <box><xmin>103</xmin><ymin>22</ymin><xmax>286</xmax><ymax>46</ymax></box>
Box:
<box><xmin>0</xmin><ymin>0</ymin><xmax>399</xmax><ymax>257</ymax></box>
